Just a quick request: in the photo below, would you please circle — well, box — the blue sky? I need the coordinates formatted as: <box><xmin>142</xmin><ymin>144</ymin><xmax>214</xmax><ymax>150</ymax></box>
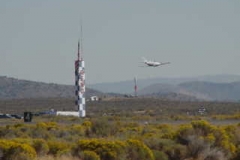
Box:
<box><xmin>1</xmin><ymin>1</ymin><xmax>240</xmax><ymax>84</ymax></box>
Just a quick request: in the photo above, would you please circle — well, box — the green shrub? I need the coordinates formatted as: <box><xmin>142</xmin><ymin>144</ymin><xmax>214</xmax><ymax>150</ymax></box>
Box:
<box><xmin>71</xmin><ymin>124</ymin><xmax>85</xmax><ymax>137</ymax></box>
<box><xmin>91</xmin><ymin>118</ymin><xmax>119</xmax><ymax>137</ymax></box>
<box><xmin>191</xmin><ymin>120</ymin><xmax>215</xmax><ymax>136</ymax></box>
<box><xmin>153</xmin><ymin>150</ymin><xmax>168</xmax><ymax>160</ymax></box>
<box><xmin>80</xmin><ymin>150</ymin><xmax>100</xmax><ymax>160</ymax></box>
<box><xmin>48</xmin><ymin>141</ymin><xmax>71</xmax><ymax>156</ymax></box>
<box><xmin>175</xmin><ymin>120</ymin><xmax>236</xmax><ymax>159</ymax></box>
<box><xmin>32</xmin><ymin>139</ymin><xmax>49</xmax><ymax>156</ymax></box>
<box><xmin>126</xmin><ymin>139</ymin><xmax>154</xmax><ymax>160</ymax></box>
<box><xmin>0</xmin><ymin>139</ymin><xmax>36</xmax><ymax>160</ymax></box>
<box><xmin>82</xmin><ymin>120</ymin><xmax>92</xmax><ymax>128</ymax></box>
<box><xmin>186</xmin><ymin>135</ymin><xmax>209</xmax><ymax>158</ymax></box>
<box><xmin>76</xmin><ymin>139</ymin><xmax>126</xmax><ymax>160</ymax></box>
<box><xmin>165</xmin><ymin>143</ymin><xmax>186</xmax><ymax>160</ymax></box>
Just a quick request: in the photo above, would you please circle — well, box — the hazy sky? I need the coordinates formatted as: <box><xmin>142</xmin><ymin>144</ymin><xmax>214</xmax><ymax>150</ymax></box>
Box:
<box><xmin>1</xmin><ymin>1</ymin><xmax>240</xmax><ymax>84</ymax></box>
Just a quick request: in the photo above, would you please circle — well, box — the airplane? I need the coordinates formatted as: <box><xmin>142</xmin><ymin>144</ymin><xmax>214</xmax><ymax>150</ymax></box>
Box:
<box><xmin>141</xmin><ymin>57</ymin><xmax>170</xmax><ymax>67</ymax></box>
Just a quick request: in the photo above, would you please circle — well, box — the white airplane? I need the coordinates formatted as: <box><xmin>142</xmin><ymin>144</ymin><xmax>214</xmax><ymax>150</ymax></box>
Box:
<box><xmin>141</xmin><ymin>57</ymin><xmax>170</xmax><ymax>67</ymax></box>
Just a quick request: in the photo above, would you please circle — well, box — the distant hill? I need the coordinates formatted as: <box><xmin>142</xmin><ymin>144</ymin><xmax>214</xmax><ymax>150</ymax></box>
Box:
<box><xmin>88</xmin><ymin>74</ymin><xmax>240</xmax><ymax>102</ymax></box>
<box><xmin>2</xmin><ymin>75</ymin><xmax>240</xmax><ymax>102</ymax></box>
<box><xmin>0</xmin><ymin>76</ymin><xmax>103</xmax><ymax>99</ymax></box>
<box><xmin>179</xmin><ymin>81</ymin><xmax>240</xmax><ymax>102</ymax></box>
<box><xmin>89</xmin><ymin>74</ymin><xmax>240</xmax><ymax>94</ymax></box>
<box><xmin>138</xmin><ymin>81</ymin><xmax>240</xmax><ymax>102</ymax></box>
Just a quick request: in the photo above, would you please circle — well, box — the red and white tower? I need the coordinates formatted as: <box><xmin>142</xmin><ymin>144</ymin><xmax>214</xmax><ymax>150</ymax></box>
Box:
<box><xmin>75</xmin><ymin>38</ymin><xmax>86</xmax><ymax>117</ymax></box>
<box><xmin>134</xmin><ymin>76</ymin><xmax>138</xmax><ymax>97</ymax></box>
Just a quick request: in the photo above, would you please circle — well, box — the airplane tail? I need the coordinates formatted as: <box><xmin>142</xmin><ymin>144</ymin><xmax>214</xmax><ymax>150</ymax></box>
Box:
<box><xmin>141</xmin><ymin>57</ymin><xmax>147</xmax><ymax>63</ymax></box>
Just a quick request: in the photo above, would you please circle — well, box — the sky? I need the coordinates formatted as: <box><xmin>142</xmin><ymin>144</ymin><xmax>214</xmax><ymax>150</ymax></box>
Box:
<box><xmin>0</xmin><ymin>0</ymin><xmax>240</xmax><ymax>85</ymax></box>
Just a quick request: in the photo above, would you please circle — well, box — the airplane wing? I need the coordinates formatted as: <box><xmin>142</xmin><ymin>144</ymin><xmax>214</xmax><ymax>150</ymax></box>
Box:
<box><xmin>160</xmin><ymin>62</ymin><xmax>170</xmax><ymax>65</ymax></box>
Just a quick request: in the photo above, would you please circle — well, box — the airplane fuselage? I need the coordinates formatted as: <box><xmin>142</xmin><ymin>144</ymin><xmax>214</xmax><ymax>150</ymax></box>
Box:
<box><xmin>145</xmin><ymin>61</ymin><xmax>161</xmax><ymax>67</ymax></box>
<box><xmin>141</xmin><ymin>57</ymin><xmax>170</xmax><ymax>67</ymax></box>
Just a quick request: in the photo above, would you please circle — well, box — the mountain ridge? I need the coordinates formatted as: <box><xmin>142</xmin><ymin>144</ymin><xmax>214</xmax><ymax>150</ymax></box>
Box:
<box><xmin>0</xmin><ymin>76</ymin><xmax>103</xmax><ymax>99</ymax></box>
<box><xmin>89</xmin><ymin>74</ymin><xmax>240</xmax><ymax>94</ymax></box>
<box><xmin>1</xmin><ymin>75</ymin><xmax>240</xmax><ymax>102</ymax></box>
<box><xmin>139</xmin><ymin>81</ymin><xmax>240</xmax><ymax>102</ymax></box>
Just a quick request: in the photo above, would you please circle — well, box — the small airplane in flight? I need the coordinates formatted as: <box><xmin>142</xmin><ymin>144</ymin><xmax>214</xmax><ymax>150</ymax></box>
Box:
<box><xmin>141</xmin><ymin>57</ymin><xmax>170</xmax><ymax>67</ymax></box>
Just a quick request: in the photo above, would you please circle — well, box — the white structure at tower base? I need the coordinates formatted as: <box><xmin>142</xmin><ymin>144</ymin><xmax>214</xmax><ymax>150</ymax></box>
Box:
<box><xmin>56</xmin><ymin>111</ymin><xmax>79</xmax><ymax>117</ymax></box>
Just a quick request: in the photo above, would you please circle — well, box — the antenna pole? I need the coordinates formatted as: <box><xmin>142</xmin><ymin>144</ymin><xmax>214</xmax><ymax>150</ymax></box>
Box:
<box><xmin>80</xmin><ymin>22</ymin><xmax>83</xmax><ymax>60</ymax></box>
<box><xmin>78</xmin><ymin>40</ymin><xmax>80</xmax><ymax>61</ymax></box>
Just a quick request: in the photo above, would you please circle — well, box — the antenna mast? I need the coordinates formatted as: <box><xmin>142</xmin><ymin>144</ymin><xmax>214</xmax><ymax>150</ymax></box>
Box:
<box><xmin>77</xmin><ymin>21</ymin><xmax>83</xmax><ymax>61</ymax></box>
<box><xmin>79</xmin><ymin>22</ymin><xmax>83</xmax><ymax>60</ymax></box>
<box><xmin>78</xmin><ymin>40</ymin><xmax>80</xmax><ymax>61</ymax></box>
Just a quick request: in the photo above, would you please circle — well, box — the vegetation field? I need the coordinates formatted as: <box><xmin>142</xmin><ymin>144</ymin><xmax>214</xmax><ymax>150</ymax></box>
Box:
<box><xmin>0</xmin><ymin>97</ymin><xmax>240</xmax><ymax>160</ymax></box>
